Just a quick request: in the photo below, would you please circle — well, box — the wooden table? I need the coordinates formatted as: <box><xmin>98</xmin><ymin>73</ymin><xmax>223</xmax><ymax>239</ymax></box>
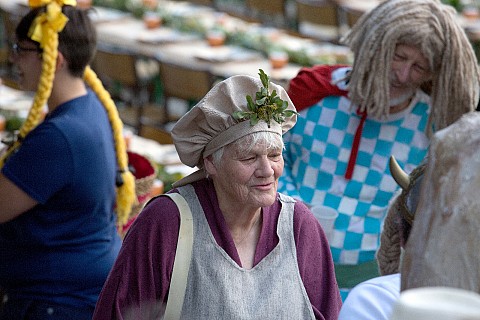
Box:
<box><xmin>92</xmin><ymin>12</ymin><xmax>303</xmax><ymax>87</ymax></box>
<box><xmin>92</xmin><ymin>4</ymin><xmax>355</xmax><ymax>88</ymax></box>
<box><xmin>0</xmin><ymin>80</ymin><xmax>193</xmax><ymax>179</ymax></box>
<box><xmin>211</xmin><ymin>60</ymin><xmax>302</xmax><ymax>88</ymax></box>
<box><xmin>0</xmin><ymin>0</ymin><xmax>352</xmax><ymax>86</ymax></box>
<box><xmin>127</xmin><ymin>132</ymin><xmax>196</xmax><ymax>176</ymax></box>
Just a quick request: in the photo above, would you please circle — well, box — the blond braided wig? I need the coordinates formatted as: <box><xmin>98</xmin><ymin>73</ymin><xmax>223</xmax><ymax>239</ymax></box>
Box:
<box><xmin>341</xmin><ymin>0</ymin><xmax>480</xmax><ymax>132</ymax></box>
<box><xmin>0</xmin><ymin>1</ymin><xmax>135</xmax><ymax>227</ymax></box>
<box><xmin>0</xmin><ymin>3</ymin><xmax>59</xmax><ymax>167</ymax></box>
<box><xmin>84</xmin><ymin>66</ymin><xmax>136</xmax><ymax>226</ymax></box>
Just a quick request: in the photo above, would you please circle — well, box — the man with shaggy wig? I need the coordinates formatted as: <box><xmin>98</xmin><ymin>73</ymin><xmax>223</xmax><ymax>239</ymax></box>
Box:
<box><xmin>278</xmin><ymin>0</ymin><xmax>480</xmax><ymax>299</ymax></box>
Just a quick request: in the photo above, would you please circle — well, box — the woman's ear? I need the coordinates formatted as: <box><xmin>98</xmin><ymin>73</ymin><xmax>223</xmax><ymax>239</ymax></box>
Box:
<box><xmin>203</xmin><ymin>156</ymin><xmax>217</xmax><ymax>177</ymax></box>
<box><xmin>56</xmin><ymin>51</ymin><xmax>66</xmax><ymax>71</ymax></box>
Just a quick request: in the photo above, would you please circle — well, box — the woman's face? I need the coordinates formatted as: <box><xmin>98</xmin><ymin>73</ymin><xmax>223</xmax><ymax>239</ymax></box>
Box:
<box><xmin>10</xmin><ymin>40</ymin><xmax>42</xmax><ymax>91</ymax></box>
<box><xmin>390</xmin><ymin>44</ymin><xmax>432</xmax><ymax>102</ymax></box>
<box><xmin>206</xmin><ymin>136</ymin><xmax>284</xmax><ymax>210</ymax></box>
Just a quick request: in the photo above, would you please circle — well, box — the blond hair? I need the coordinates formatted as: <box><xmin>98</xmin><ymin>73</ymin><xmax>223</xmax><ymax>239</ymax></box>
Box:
<box><xmin>0</xmin><ymin>1</ymin><xmax>135</xmax><ymax>227</ymax></box>
<box><xmin>342</xmin><ymin>0</ymin><xmax>480</xmax><ymax>132</ymax></box>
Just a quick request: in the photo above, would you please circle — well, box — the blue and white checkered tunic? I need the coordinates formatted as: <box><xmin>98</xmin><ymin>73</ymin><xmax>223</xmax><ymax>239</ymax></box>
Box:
<box><xmin>279</xmin><ymin>90</ymin><xmax>431</xmax><ymax>266</ymax></box>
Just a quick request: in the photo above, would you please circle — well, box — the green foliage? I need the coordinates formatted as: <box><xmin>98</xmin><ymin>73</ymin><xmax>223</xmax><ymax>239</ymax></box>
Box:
<box><xmin>155</xmin><ymin>164</ymin><xmax>183</xmax><ymax>192</ymax></box>
<box><xmin>93</xmin><ymin>0</ymin><xmax>129</xmax><ymax>11</ymax></box>
<box><xmin>5</xmin><ymin>116</ymin><xmax>23</xmax><ymax>132</ymax></box>
<box><xmin>232</xmin><ymin>69</ymin><xmax>297</xmax><ymax>127</ymax></box>
<box><xmin>441</xmin><ymin>0</ymin><xmax>462</xmax><ymax>11</ymax></box>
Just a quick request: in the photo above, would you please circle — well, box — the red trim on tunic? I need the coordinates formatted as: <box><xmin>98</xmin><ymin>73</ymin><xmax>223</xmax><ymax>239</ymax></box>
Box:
<box><xmin>288</xmin><ymin>64</ymin><xmax>367</xmax><ymax>179</ymax></box>
<box><xmin>345</xmin><ymin>109</ymin><xmax>367</xmax><ymax>180</ymax></box>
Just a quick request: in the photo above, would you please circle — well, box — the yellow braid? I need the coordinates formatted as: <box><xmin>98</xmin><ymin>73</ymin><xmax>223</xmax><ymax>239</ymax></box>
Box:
<box><xmin>84</xmin><ymin>66</ymin><xmax>136</xmax><ymax>227</ymax></box>
<box><xmin>0</xmin><ymin>21</ymin><xmax>57</xmax><ymax>167</ymax></box>
<box><xmin>1</xmin><ymin>1</ymin><xmax>69</xmax><ymax>167</ymax></box>
<box><xmin>0</xmin><ymin>0</ymin><xmax>135</xmax><ymax>227</ymax></box>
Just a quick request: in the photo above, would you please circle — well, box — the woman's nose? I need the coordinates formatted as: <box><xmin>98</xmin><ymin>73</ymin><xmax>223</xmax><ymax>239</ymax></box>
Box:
<box><xmin>395</xmin><ymin>63</ymin><xmax>411</xmax><ymax>83</ymax></box>
<box><xmin>256</xmin><ymin>157</ymin><xmax>274</xmax><ymax>177</ymax></box>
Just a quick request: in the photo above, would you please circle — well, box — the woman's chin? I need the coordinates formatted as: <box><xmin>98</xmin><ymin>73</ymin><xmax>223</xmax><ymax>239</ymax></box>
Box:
<box><xmin>389</xmin><ymin>89</ymin><xmax>415</xmax><ymax>107</ymax></box>
<box><xmin>251</xmin><ymin>192</ymin><xmax>277</xmax><ymax>208</ymax></box>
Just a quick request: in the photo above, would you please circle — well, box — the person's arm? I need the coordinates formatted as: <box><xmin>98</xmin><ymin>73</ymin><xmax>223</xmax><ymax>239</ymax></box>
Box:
<box><xmin>93</xmin><ymin>195</ymin><xmax>181</xmax><ymax>320</ymax></box>
<box><xmin>287</xmin><ymin>64</ymin><xmax>349</xmax><ymax>112</ymax></box>
<box><xmin>294</xmin><ymin>201</ymin><xmax>342</xmax><ymax>320</ymax></box>
<box><xmin>0</xmin><ymin>123</ymin><xmax>70</xmax><ymax>223</ymax></box>
<box><xmin>0</xmin><ymin>173</ymin><xmax>38</xmax><ymax>223</ymax></box>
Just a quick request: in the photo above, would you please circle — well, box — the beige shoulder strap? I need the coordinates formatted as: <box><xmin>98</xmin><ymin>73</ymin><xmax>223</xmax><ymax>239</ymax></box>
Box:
<box><xmin>163</xmin><ymin>193</ymin><xmax>194</xmax><ymax>320</ymax></box>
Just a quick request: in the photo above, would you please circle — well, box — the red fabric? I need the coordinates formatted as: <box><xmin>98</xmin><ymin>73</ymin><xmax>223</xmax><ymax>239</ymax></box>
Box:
<box><xmin>287</xmin><ymin>64</ymin><xmax>369</xmax><ymax>180</ymax></box>
<box><xmin>345</xmin><ymin>109</ymin><xmax>367</xmax><ymax>180</ymax></box>
<box><xmin>127</xmin><ymin>151</ymin><xmax>155</xmax><ymax>178</ymax></box>
<box><xmin>118</xmin><ymin>153</ymin><xmax>156</xmax><ymax>235</ymax></box>
<box><xmin>287</xmin><ymin>64</ymin><xmax>350</xmax><ymax>112</ymax></box>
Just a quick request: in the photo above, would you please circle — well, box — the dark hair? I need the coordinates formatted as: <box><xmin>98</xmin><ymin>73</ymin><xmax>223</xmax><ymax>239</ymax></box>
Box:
<box><xmin>15</xmin><ymin>5</ymin><xmax>96</xmax><ymax>77</ymax></box>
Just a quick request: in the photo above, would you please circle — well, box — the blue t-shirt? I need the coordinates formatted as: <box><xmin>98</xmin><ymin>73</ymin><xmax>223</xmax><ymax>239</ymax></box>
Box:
<box><xmin>0</xmin><ymin>91</ymin><xmax>121</xmax><ymax>309</ymax></box>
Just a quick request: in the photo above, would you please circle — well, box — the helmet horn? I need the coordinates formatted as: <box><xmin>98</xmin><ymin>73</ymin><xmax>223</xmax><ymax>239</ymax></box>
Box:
<box><xmin>389</xmin><ymin>156</ymin><xmax>410</xmax><ymax>190</ymax></box>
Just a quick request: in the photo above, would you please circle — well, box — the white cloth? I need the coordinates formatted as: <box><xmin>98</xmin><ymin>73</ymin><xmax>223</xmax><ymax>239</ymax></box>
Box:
<box><xmin>390</xmin><ymin>287</ymin><xmax>480</xmax><ymax>320</ymax></box>
<box><xmin>338</xmin><ymin>273</ymin><xmax>400</xmax><ymax>320</ymax></box>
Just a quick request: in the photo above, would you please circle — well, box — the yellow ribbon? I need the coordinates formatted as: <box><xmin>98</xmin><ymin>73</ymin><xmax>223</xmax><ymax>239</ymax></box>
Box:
<box><xmin>27</xmin><ymin>0</ymin><xmax>77</xmax><ymax>48</ymax></box>
<box><xmin>29</xmin><ymin>0</ymin><xmax>77</xmax><ymax>8</ymax></box>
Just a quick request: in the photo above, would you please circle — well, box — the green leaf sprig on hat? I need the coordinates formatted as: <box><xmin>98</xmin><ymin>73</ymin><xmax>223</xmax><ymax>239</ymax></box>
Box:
<box><xmin>232</xmin><ymin>69</ymin><xmax>297</xmax><ymax>127</ymax></box>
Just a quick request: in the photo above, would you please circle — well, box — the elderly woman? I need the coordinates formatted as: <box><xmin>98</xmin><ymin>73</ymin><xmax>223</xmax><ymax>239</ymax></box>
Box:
<box><xmin>93</xmin><ymin>72</ymin><xmax>342</xmax><ymax>319</ymax></box>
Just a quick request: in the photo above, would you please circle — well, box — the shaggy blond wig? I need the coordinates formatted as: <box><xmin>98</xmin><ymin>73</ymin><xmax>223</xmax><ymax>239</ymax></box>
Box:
<box><xmin>342</xmin><ymin>0</ymin><xmax>480</xmax><ymax>132</ymax></box>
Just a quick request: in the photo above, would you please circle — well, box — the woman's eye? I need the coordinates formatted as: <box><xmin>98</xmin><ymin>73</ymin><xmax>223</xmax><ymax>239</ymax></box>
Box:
<box><xmin>269</xmin><ymin>153</ymin><xmax>282</xmax><ymax>160</ymax></box>
<box><xmin>393</xmin><ymin>54</ymin><xmax>405</xmax><ymax>61</ymax></box>
<box><xmin>414</xmin><ymin>64</ymin><xmax>428</xmax><ymax>73</ymax></box>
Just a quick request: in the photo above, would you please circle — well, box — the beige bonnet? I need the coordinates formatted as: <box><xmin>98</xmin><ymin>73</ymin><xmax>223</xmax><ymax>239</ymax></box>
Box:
<box><xmin>171</xmin><ymin>73</ymin><xmax>297</xmax><ymax>187</ymax></box>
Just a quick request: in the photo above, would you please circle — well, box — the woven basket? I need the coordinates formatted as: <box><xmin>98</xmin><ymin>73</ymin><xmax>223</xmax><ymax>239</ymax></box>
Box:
<box><xmin>118</xmin><ymin>151</ymin><xmax>157</xmax><ymax>237</ymax></box>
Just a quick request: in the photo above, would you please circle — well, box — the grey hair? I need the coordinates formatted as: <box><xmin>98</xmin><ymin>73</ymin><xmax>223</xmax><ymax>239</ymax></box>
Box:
<box><xmin>341</xmin><ymin>0</ymin><xmax>480</xmax><ymax>133</ymax></box>
<box><xmin>210</xmin><ymin>131</ymin><xmax>284</xmax><ymax>167</ymax></box>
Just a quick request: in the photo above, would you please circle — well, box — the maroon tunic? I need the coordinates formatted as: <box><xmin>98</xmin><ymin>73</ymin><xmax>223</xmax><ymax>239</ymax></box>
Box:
<box><xmin>93</xmin><ymin>179</ymin><xmax>342</xmax><ymax>319</ymax></box>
